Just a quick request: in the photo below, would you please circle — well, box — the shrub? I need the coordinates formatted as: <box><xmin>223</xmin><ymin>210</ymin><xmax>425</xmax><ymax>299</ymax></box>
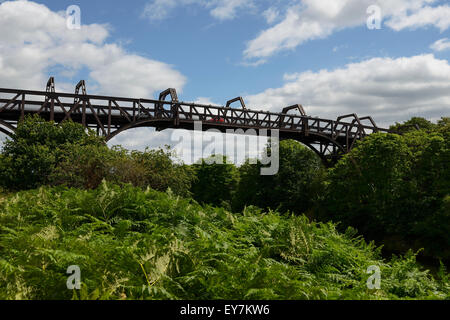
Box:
<box><xmin>191</xmin><ymin>155</ymin><xmax>239</xmax><ymax>206</ymax></box>
<box><xmin>0</xmin><ymin>116</ymin><xmax>194</xmax><ymax>196</ymax></box>
<box><xmin>0</xmin><ymin>183</ymin><xmax>447</xmax><ymax>300</ymax></box>
<box><xmin>322</xmin><ymin>130</ymin><xmax>450</xmax><ymax>261</ymax></box>
<box><xmin>0</xmin><ymin>115</ymin><xmax>103</xmax><ymax>190</ymax></box>
<box><xmin>233</xmin><ymin>140</ymin><xmax>325</xmax><ymax>215</ymax></box>
<box><xmin>49</xmin><ymin>145</ymin><xmax>194</xmax><ymax>197</ymax></box>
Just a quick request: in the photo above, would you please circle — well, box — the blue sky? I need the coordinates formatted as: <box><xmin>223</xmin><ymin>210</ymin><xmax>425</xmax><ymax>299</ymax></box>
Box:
<box><xmin>24</xmin><ymin>0</ymin><xmax>450</xmax><ymax>102</ymax></box>
<box><xmin>0</xmin><ymin>0</ymin><xmax>450</xmax><ymax>157</ymax></box>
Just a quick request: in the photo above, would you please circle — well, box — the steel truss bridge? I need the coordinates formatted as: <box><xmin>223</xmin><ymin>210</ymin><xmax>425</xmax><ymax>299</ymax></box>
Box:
<box><xmin>0</xmin><ymin>78</ymin><xmax>390</xmax><ymax>166</ymax></box>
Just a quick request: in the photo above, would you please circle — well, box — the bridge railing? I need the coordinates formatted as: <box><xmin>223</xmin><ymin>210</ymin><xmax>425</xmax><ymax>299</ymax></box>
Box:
<box><xmin>0</xmin><ymin>87</ymin><xmax>389</xmax><ymax>141</ymax></box>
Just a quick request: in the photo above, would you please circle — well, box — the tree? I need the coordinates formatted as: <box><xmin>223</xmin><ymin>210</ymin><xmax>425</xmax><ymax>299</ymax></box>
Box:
<box><xmin>437</xmin><ymin>117</ymin><xmax>450</xmax><ymax>139</ymax></box>
<box><xmin>126</xmin><ymin>147</ymin><xmax>195</xmax><ymax>197</ymax></box>
<box><xmin>233</xmin><ymin>140</ymin><xmax>326</xmax><ymax>215</ymax></box>
<box><xmin>390</xmin><ymin>117</ymin><xmax>436</xmax><ymax>134</ymax></box>
<box><xmin>403</xmin><ymin>130</ymin><xmax>450</xmax><ymax>257</ymax></box>
<box><xmin>322</xmin><ymin>128</ymin><xmax>450</xmax><ymax>260</ymax></box>
<box><xmin>50</xmin><ymin>145</ymin><xmax>195</xmax><ymax>195</ymax></box>
<box><xmin>49</xmin><ymin>143</ymin><xmax>117</xmax><ymax>190</ymax></box>
<box><xmin>0</xmin><ymin>115</ymin><xmax>103</xmax><ymax>190</ymax></box>
<box><xmin>323</xmin><ymin>133</ymin><xmax>414</xmax><ymax>237</ymax></box>
<box><xmin>0</xmin><ymin>116</ymin><xmax>194</xmax><ymax>194</ymax></box>
<box><xmin>191</xmin><ymin>155</ymin><xmax>238</xmax><ymax>207</ymax></box>
<box><xmin>232</xmin><ymin>159</ymin><xmax>263</xmax><ymax>211</ymax></box>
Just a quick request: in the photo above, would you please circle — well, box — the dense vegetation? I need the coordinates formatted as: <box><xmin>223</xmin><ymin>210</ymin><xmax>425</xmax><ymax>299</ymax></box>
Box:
<box><xmin>0</xmin><ymin>184</ymin><xmax>448</xmax><ymax>300</ymax></box>
<box><xmin>322</xmin><ymin>129</ymin><xmax>449</xmax><ymax>260</ymax></box>
<box><xmin>0</xmin><ymin>115</ymin><xmax>449</xmax><ymax>300</ymax></box>
<box><xmin>0</xmin><ymin>116</ymin><xmax>194</xmax><ymax>196</ymax></box>
<box><xmin>191</xmin><ymin>118</ymin><xmax>449</xmax><ymax>263</ymax></box>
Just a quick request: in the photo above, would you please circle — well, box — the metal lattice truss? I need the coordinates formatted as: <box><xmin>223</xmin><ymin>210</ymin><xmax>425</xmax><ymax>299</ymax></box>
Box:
<box><xmin>0</xmin><ymin>78</ymin><xmax>390</xmax><ymax>166</ymax></box>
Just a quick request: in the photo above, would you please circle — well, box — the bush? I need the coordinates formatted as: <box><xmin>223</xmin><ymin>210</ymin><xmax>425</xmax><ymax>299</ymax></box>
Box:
<box><xmin>233</xmin><ymin>140</ymin><xmax>325</xmax><ymax>215</ymax></box>
<box><xmin>126</xmin><ymin>147</ymin><xmax>194</xmax><ymax>197</ymax></box>
<box><xmin>390</xmin><ymin>117</ymin><xmax>437</xmax><ymax>134</ymax></box>
<box><xmin>0</xmin><ymin>115</ymin><xmax>103</xmax><ymax>190</ymax></box>
<box><xmin>50</xmin><ymin>145</ymin><xmax>194</xmax><ymax>197</ymax></box>
<box><xmin>0</xmin><ymin>183</ymin><xmax>447</xmax><ymax>300</ymax></box>
<box><xmin>191</xmin><ymin>155</ymin><xmax>239</xmax><ymax>206</ymax></box>
<box><xmin>0</xmin><ymin>116</ymin><xmax>194</xmax><ymax>196</ymax></box>
<box><xmin>322</xmin><ymin>129</ymin><xmax>450</xmax><ymax>261</ymax></box>
<box><xmin>49</xmin><ymin>144</ymin><xmax>117</xmax><ymax>190</ymax></box>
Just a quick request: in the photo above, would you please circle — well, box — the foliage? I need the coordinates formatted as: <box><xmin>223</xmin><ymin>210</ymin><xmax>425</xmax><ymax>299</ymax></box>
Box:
<box><xmin>233</xmin><ymin>140</ymin><xmax>325</xmax><ymax>215</ymax></box>
<box><xmin>49</xmin><ymin>143</ymin><xmax>117</xmax><ymax>190</ymax></box>
<box><xmin>127</xmin><ymin>147</ymin><xmax>194</xmax><ymax>198</ymax></box>
<box><xmin>390</xmin><ymin>117</ymin><xmax>437</xmax><ymax>134</ymax></box>
<box><xmin>322</xmin><ymin>129</ymin><xmax>450</xmax><ymax>260</ymax></box>
<box><xmin>437</xmin><ymin>117</ymin><xmax>450</xmax><ymax>140</ymax></box>
<box><xmin>50</xmin><ymin>145</ymin><xmax>194</xmax><ymax>197</ymax></box>
<box><xmin>0</xmin><ymin>115</ymin><xmax>103</xmax><ymax>190</ymax></box>
<box><xmin>0</xmin><ymin>183</ymin><xmax>447</xmax><ymax>300</ymax></box>
<box><xmin>323</xmin><ymin>133</ymin><xmax>413</xmax><ymax>235</ymax></box>
<box><xmin>0</xmin><ymin>116</ymin><xmax>194</xmax><ymax>196</ymax></box>
<box><xmin>0</xmin><ymin>115</ymin><xmax>449</xmax><ymax>300</ymax></box>
<box><xmin>191</xmin><ymin>155</ymin><xmax>238</xmax><ymax>207</ymax></box>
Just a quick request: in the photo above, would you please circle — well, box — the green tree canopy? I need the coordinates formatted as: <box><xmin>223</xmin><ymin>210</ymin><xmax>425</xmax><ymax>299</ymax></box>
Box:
<box><xmin>390</xmin><ymin>117</ymin><xmax>437</xmax><ymax>134</ymax></box>
<box><xmin>191</xmin><ymin>155</ymin><xmax>238</xmax><ymax>207</ymax></box>
<box><xmin>233</xmin><ymin>140</ymin><xmax>325</xmax><ymax>215</ymax></box>
<box><xmin>323</xmin><ymin>128</ymin><xmax>450</xmax><ymax>260</ymax></box>
<box><xmin>49</xmin><ymin>144</ymin><xmax>194</xmax><ymax>195</ymax></box>
<box><xmin>0</xmin><ymin>115</ymin><xmax>103</xmax><ymax>190</ymax></box>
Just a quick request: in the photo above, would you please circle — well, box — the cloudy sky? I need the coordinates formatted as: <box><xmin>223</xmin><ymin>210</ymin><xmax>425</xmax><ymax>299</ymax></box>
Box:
<box><xmin>0</xmin><ymin>0</ymin><xmax>449</xmax><ymax>161</ymax></box>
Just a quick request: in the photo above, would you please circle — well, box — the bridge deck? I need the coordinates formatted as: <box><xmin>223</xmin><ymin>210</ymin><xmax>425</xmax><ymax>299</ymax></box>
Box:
<box><xmin>0</xmin><ymin>81</ymin><xmax>390</xmax><ymax>166</ymax></box>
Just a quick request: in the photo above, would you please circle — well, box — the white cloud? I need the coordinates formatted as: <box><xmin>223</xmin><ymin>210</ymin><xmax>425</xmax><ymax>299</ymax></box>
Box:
<box><xmin>194</xmin><ymin>97</ymin><xmax>220</xmax><ymax>105</ymax></box>
<box><xmin>246</xmin><ymin>54</ymin><xmax>450</xmax><ymax>127</ymax></box>
<box><xmin>0</xmin><ymin>0</ymin><xmax>187</xmax><ymax>156</ymax></box>
<box><xmin>89</xmin><ymin>54</ymin><xmax>185</xmax><ymax>97</ymax></box>
<box><xmin>0</xmin><ymin>0</ymin><xmax>186</xmax><ymax>97</ymax></box>
<box><xmin>209</xmin><ymin>0</ymin><xmax>251</xmax><ymax>20</ymax></box>
<box><xmin>262</xmin><ymin>7</ymin><xmax>280</xmax><ymax>24</ymax></box>
<box><xmin>244</xmin><ymin>0</ymin><xmax>448</xmax><ymax>62</ymax></box>
<box><xmin>430</xmin><ymin>38</ymin><xmax>450</xmax><ymax>52</ymax></box>
<box><xmin>244</xmin><ymin>4</ymin><xmax>331</xmax><ymax>63</ymax></box>
<box><xmin>386</xmin><ymin>4</ymin><xmax>450</xmax><ymax>31</ymax></box>
<box><xmin>142</xmin><ymin>0</ymin><xmax>180</xmax><ymax>21</ymax></box>
<box><xmin>109</xmin><ymin>127</ymin><xmax>173</xmax><ymax>151</ymax></box>
<box><xmin>142</xmin><ymin>0</ymin><xmax>253</xmax><ymax>22</ymax></box>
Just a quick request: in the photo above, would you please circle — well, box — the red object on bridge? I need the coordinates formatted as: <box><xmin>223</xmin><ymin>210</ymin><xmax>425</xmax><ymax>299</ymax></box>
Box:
<box><xmin>208</xmin><ymin>117</ymin><xmax>225</xmax><ymax>123</ymax></box>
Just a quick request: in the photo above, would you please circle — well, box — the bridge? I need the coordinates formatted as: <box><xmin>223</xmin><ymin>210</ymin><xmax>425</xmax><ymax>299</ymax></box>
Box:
<box><xmin>0</xmin><ymin>77</ymin><xmax>389</xmax><ymax>166</ymax></box>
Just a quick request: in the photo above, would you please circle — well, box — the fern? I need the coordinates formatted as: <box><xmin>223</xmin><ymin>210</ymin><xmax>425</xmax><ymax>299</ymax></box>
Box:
<box><xmin>0</xmin><ymin>183</ymin><xmax>448</xmax><ymax>300</ymax></box>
